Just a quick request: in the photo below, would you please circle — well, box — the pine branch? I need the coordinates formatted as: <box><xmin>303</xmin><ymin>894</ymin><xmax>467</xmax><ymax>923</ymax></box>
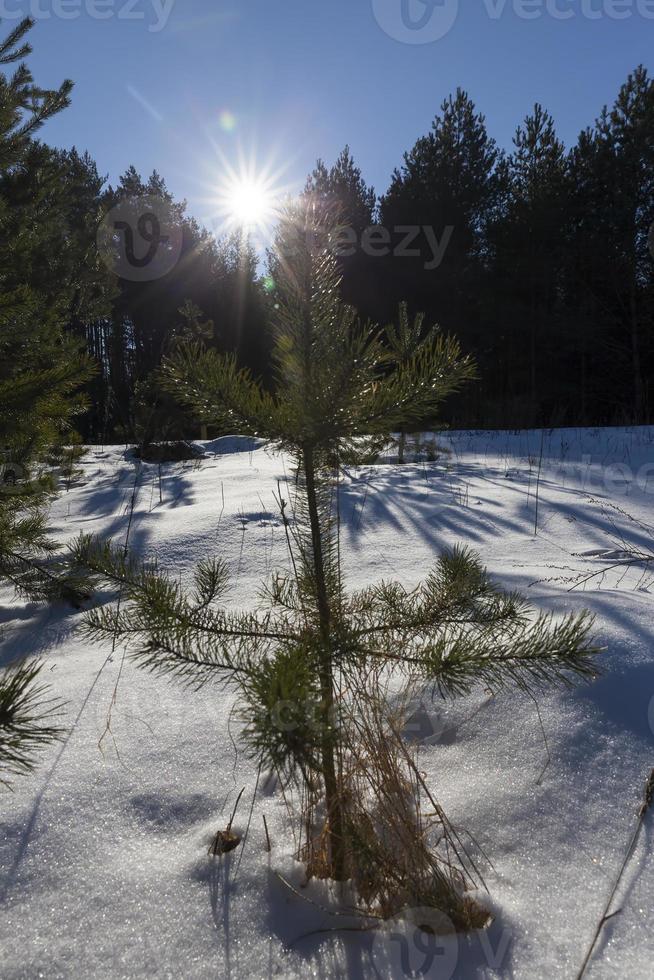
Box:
<box><xmin>350</xmin><ymin>546</ymin><xmax>530</xmax><ymax>638</ymax></box>
<box><xmin>0</xmin><ymin>501</ymin><xmax>93</xmax><ymax>605</ymax></box>
<box><xmin>75</xmin><ymin>534</ymin><xmax>301</xmax><ymax>686</ymax></box>
<box><xmin>0</xmin><ymin>661</ymin><xmax>65</xmax><ymax>786</ymax></box>
<box><xmin>415</xmin><ymin>612</ymin><xmax>600</xmax><ymax>698</ymax></box>
<box><xmin>0</xmin><ymin>18</ymin><xmax>33</xmax><ymax>65</ymax></box>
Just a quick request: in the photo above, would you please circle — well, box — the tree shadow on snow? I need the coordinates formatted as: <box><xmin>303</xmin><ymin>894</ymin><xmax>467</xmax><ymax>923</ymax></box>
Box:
<box><xmin>257</xmin><ymin>866</ymin><xmax>514</xmax><ymax>979</ymax></box>
<box><xmin>338</xmin><ymin>461</ymin><xmax>527</xmax><ymax>557</ymax></box>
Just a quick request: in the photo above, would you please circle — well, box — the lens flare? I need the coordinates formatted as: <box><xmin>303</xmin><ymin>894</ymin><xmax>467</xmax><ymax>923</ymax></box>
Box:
<box><xmin>218</xmin><ymin>110</ymin><xmax>237</xmax><ymax>133</ymax></box>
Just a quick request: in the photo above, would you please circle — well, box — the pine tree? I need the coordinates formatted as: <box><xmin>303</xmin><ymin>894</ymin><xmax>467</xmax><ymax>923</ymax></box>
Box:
<box><xmin>601</xmin><ymin>66</ymin><xmax>654</xmax><ymax>422</ymax></box>
<box><xmin>381</xmin><ymin>89</ymin><xmax>499</xmax><ymax>289</ymax></box>
<box><xmin>0</xmin><ymin>19</ymin><xmax>93</xmax><ymax>467</ymax></box>
<box><xmin>271</xmin><ymin>147</ymin><xmax>378</xmax><ymax>316</ymax></box>
<box><xmin>488</xmin><ymin>104</ymin><xmax>569</xmax><ymax>424</ymax></box>
<box><xmin>76</xmin><ymin>202</ymin><xmax>598</xmax><ymax>922</ymax></box>
<box><xmin>0</xmin><ymin>18</ymin><xmax>89</xmax><ymax>781</ymax></box>
<box><xmin>0</xmin><ymin>18</ymin><xmax>71</xmax><ymax>170</ymax></box>
<box><xmin>378</xmin><ymin>88</ymin><xmax>501</xmax><ymax>418</ymax></box>
<box><xmin>566</xmin><ymin>68</ymin><xmax>654</xmax><ymax>423</ymax></box>
<box><xmin>304</xmin><ymin>145</ymin><xmax>377</xmax><ymax>234</ymax></box>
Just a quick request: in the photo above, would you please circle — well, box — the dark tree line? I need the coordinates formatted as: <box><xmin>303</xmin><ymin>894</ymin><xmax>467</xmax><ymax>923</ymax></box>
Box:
<box><xmin>303</xmin><ymin>73</ymin><xmax>653</xmax><ymax>427</ymax></box>
<box><xmin>3</xmin><ymin>14</ymin><xmax>653</xmax><ymax>437</ymax></box>
<box><xmin>76</xmin><ymin>167</ymin><xmax>271</xmax><ymax>442</ymax></box>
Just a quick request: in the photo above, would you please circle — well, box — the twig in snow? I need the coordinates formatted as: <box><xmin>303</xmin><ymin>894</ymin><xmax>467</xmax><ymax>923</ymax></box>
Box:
<box><xmin>227</xmin><ymin>785</ymin><xmax>246</xmax><ymax>833</ymax></box>
<box><xmin>273</xmin><ymin>870</ymin><xmax>383</xmax><ymax>920</ymax></box>
<box><xmin>525</xmin><ymin>689</ymin><xmax>551</xmax><ymax>785</ymax></box>
<box><xmin>98</xmin><ymin>461</ymin><xmax>141</xmax><ymax>759</ymax></box>
<box><xmin>574</xmin><ymin>767</ymin><xmax>654</xmax><ymax>980</ymax></box>
<box><xmin>209</xmin><ymin>786</ymin><xmax>246</xmax><ymax>858</ymax></box>
<box><xmin>288</xmin><ymin>924</ymin><xmax>380</xmax><ymax>948</ymax></box>
<box><xmin>234</xmin><ymin>767</ymin><xmax>262</xmax><ymax>878</ymax></box>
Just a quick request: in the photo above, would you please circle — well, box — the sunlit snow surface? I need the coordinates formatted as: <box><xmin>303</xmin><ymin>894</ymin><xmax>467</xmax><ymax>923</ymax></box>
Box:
<box><xmin>2</xmin><ymin>428</ymin><xmax>654</xmax><ymax>979</ymax></box>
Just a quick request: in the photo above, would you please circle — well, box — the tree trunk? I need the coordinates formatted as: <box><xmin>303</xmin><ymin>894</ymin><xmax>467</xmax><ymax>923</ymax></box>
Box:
<box><xmin>630</xmin><ymin>284</ymin><xmax>644</xmax><ymax>423</ymax></box>
<box><xmin>529</xmin><ymin>285</ymin><xmax>538</xmax><ymax>426</ymax></box>
<box><xmin>398</xmin><ymin>429</ymin><xmax>406</xmax><ymax>465</ymax></box>
<box><xmin>303</xmin><ymin>444</ymin><xmax>346</xmax><ymax>881</ymax></box>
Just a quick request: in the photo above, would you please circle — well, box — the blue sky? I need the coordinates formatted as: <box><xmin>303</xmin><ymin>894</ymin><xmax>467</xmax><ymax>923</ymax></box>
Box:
<box><xmin>18</xmin><ymin>0</ymin><xmax>654</xmax><ymax>232</ymax></box>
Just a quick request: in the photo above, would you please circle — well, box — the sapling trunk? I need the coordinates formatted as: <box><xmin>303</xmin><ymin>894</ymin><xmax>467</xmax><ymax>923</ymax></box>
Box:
<box><xmin>303</xmin><ymin>443</ymin><xmax>346</xmax><ymax>881</ymax></box>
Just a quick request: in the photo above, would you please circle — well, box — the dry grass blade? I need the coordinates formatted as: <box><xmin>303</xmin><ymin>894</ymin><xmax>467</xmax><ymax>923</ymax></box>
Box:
<box><xmin>208</xmin><ymin>785</ymin><xmax>245</xmax><ymax>857</ymax></box>
<box><xmin>575</xmin><ymin>766</ymin><xmax>654</xmax><ymax>980</ymax></box>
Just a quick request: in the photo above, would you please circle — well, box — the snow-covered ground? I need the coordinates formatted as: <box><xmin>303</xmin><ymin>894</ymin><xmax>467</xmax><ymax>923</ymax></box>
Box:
<box><xmin>2</xmin><ymin>427</ymin><xmax>654</xmax><ymax>979</ymax></box>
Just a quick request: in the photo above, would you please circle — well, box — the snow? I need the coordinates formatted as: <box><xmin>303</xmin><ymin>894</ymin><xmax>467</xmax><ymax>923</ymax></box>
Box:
<box><xmin>2</xmin><ymin>427</ymin><xmax>654</xmax><ymax>979</ymax></box>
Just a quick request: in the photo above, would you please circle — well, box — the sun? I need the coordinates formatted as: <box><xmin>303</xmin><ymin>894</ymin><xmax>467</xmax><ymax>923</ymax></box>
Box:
<box><xmin>197</xmin><ymin>147</ymin><xmax>294</xmax><ymax>245</ymax></box>
<box><xmin>225</xmin><ymin>178</ymin><xmax>274</xmax><ymax>228</ymax></box>
<box><xmin>194</xmin><ymin>140</ymin><xmax>295</xmax><ymax>244</ymax></box>
<box><xmin>219</xmin><ymin>173</ymin><xmax>279</xmax><ymax>234</ymax></box>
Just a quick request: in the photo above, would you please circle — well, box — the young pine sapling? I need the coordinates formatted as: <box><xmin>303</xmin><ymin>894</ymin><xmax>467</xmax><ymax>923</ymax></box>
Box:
<box><xmin>76</xmin><ymin>204</ymin><xmax>599</xmax><ymax>925</ymax></box>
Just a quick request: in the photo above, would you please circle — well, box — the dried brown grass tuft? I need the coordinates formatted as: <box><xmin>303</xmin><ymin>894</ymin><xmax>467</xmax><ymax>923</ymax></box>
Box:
<box><xmin>291</xmin><ymin>669</ymin><xmax>491</xmax><ymax>933</ymax></box>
